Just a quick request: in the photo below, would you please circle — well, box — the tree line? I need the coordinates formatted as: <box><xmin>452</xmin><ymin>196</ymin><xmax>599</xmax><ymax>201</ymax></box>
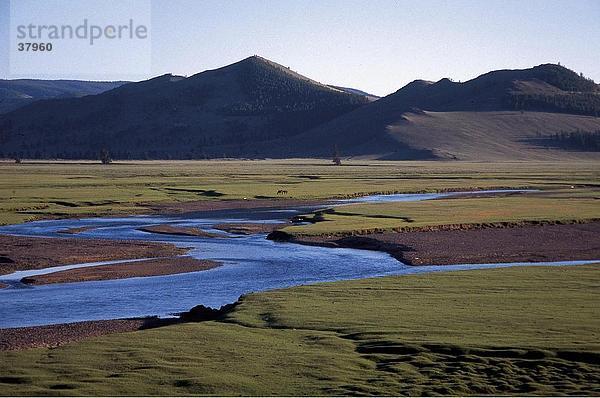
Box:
<box><xmin>545</xmin><ymin>129</ymin><xmax>600</xmax><ymax>151</ymax></box>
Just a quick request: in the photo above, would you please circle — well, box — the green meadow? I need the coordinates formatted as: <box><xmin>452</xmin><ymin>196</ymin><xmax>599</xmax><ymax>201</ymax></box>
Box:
<box><xmin>284</xmin><ymin>190</ymin><xmax>600</xmax><ymax>236</ymax></box>
<box><xmin>1</xmin><ymin>265</ymin><xmax>598</xmax><ymax>396</ymax></box>
<box><xmin>0</xmin><ymin>159</ymin><xmax>598</xmax><ymax>225</ymax></box>
<box><xmin>1</xmin><ymin>160</ymin><xmax>599</xmax><ymax>395</ymax></box>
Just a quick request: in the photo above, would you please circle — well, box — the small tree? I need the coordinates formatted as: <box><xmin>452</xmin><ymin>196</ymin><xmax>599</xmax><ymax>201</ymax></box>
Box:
<box><xmin>14</xmin><ymin>157</ymin><xmax>21</xmax><ymax>164</ymax></box>
<box><xmin>332</xmin><ymin>145</ymin><xmax>342</xmax><ymax>166</ymax></box>
<box><xmin>99</xmin><ymin>149</ymin><xmax>112</xmax><ymax>164</ymax></box>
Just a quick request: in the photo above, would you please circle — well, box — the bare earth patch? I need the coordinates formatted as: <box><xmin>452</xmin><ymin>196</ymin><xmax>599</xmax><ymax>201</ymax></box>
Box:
<box><xmin>0</xmin><ymin>235</ymin><xmax>188</xmax><ymax>275</ymax></box>
<box><xmin>20</xmin><ymin>256</ymin><xmax>220</xmax><ymax>285</ymax></box>
<box><xmin>138</xmin><ymin>224</ymin><xmax>226</xmax><ymax>238</ymax></box>
<box><xmin>292</xmin><ymin>222</ymin><xmax>600</xmax><ymax>265</ymax></box>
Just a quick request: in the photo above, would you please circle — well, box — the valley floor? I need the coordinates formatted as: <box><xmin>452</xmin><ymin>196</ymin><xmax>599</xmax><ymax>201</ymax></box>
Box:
<box><xmin>0</xmin><ymin>160</ymin><xmax>598</xmax><ymax>395</ymax></box>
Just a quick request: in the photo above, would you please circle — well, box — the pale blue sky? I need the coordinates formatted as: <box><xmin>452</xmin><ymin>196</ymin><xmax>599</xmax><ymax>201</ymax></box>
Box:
<box><xmin>1</xmin><ymin>0</ymin><xmax>599</xmax><ymax>96</ymax></box>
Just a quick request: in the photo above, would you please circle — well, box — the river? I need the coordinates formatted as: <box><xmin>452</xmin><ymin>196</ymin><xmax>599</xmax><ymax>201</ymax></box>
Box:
<box><xmin>0</xmin><ymin>190</ymin><xmax>595</xmax><ymax>328</ymax></box>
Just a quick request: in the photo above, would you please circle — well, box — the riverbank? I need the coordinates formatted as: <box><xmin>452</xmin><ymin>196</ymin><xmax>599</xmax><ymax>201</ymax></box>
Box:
<box><xmin>20</xmin><ymin>257</ymin><xmax>220</xmax><ymax>286</ymax></box>
<box><xmin>283</xmin><ymin>221</ymin><xmax>600</xmax><ymax>265</ymax></box>
<box><xmin>0</xmin><ymin>304</ymin><xmax>234</xmax><ymax>351</ymax></box>
<box><xmin>0</xmin><ymin>235</ymin><xmax>188</xmax><ymax>275</ymax></box>
<box><xmin>0</xmin><ymin>318</ymin><xmax>164</xmax><ymax>351</ymax></box>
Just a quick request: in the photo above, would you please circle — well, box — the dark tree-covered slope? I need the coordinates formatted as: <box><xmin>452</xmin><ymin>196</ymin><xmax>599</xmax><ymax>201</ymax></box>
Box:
<box><xmin>0</xmin><ymin>56</ymin><xmax>368</xmax><ymax>159</ymax></box>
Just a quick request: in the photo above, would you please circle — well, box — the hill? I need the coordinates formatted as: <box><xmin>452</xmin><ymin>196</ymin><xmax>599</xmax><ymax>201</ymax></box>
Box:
<box><xmin>1</xmin><ymin>61</ymin><xmax>599</xmax><ymax>160</ymax></box>
<box><xmin>277</xmin><ymin>64</ymin><xmax>600</xmax><ymax>160</ymax></box>
<box><xmin>0</xmin><ymin>56</ymin><xmax>368</xmax><ymax>159</ymax></box>
<box><xmin>0</xmin><ymin>79</ymin><xmax>127</xmax><ymax>114</ymax></box>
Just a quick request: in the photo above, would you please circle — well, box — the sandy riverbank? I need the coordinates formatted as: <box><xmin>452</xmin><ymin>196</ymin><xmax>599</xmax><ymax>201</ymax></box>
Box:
<box><xmin>20</xmin><ymin>257</ymin><xmax>220</xmax><ymax>285</ymax></box>
<box><xmin>0</xmin><ymin>235</ymin><xmax>188</xmax><ymax>275</ymax></box>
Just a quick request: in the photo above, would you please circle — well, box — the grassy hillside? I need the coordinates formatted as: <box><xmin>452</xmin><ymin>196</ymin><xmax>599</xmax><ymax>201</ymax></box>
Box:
<box><xmin>286</xmin><ymin>64</ymin><xmax>600</xmax><ymax>160</ymax></box>
<box><xmin>280</xmin><ymin>110</ymin><xmax>600</xmax><ymax>160</ymax></box>
<box><xmin>1</xmin><ymin>265</ymin><xmax>598</xmax><ymax>395</ymax></box>
<box><xmin>0</xmin><ymin>160</ymin><xmax>597</xmax><ymax>225</ymax></box>
<box><xmin>388</xmin><ymin>111</ymin><xmax>600</xmax><ymax>160</ymax></box>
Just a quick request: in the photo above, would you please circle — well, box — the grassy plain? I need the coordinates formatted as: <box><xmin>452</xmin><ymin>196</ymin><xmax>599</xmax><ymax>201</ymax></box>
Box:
<box><xmin>1</xmin><ymin>265</ymin><xmax>599</xmax><ymax>396</ymax></box>
<box><xmin>2</xmin><ymin>160</ymin><xmax>599</xmax><ymax>395</ymax></box>
<box><xmin>285</xmin><ymin>190</ymin><xmax>600</xmax><ymax>235</ymax></box>
<box><xmin>0</xmin><ymin>159</ymin><xmax>598</xmax><ymax>225</ymax></box>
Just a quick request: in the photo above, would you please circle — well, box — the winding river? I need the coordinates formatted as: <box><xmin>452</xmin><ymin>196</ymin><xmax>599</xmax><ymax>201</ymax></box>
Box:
<box><xmin>0</xmin><ymin>190</ymin><xmax>596</xmax><ymax>328</ymax></box>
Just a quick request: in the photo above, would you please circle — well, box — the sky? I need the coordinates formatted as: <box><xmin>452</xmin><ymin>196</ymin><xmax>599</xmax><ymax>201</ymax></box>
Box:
<box><xmin>1</xmin><ymin>0</ymin><xmax>599</xmax><ymax>96</ymax></box>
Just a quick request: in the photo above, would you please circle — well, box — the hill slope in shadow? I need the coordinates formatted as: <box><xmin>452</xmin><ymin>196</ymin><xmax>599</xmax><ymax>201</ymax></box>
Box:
<box><xmin>0</xmin><ymin>56</ymin><xmax>368</xmax><ymax>159</ymax></box>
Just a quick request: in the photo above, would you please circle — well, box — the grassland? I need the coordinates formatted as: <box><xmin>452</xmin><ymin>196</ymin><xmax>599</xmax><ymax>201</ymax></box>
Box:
<box><xmin>285</xmin><ymin>190</ymin><xmax>600</xmax><ymax>236</ymax></box>
<box><xmin>0</xmin><ymin>159</ymin><xmax>598</xmax><ymax>225</ymax></box>
<box><xmin>2</xmin><ymin>160</ymin><xmax>599</xmax><ymax>395</ymax></box>
<box><xmin>1</xmin><ymin>265</ymin><xmax>598</xmax><ymax>395</ymax></box>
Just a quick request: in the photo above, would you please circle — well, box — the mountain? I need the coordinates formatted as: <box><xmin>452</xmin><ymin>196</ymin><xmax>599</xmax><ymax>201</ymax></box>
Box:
<box><xmin>271</xmin><ymin>64</ymin><xmax>600</xmax><ymax>160</ymax></box>
<box><xmin>0</xmin><ymin>79</ymin><xmax>128</xmax><ymax>114</ymax></box>
<box><xmin>0</xmin><ymin>56</ymin><xmax>369</xmax><ymax>159</ymax></box>
<box><xmin>1</xmin><ymin>61</ymin><xmax>599</xmax><ymax>160</ymax></box>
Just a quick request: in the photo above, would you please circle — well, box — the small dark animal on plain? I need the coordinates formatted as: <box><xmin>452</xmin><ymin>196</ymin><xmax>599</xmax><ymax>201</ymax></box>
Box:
<box><xmin>277</xmin><ymin>190</ymin><xmax>288</xmax><ymax>195</ymax></box>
